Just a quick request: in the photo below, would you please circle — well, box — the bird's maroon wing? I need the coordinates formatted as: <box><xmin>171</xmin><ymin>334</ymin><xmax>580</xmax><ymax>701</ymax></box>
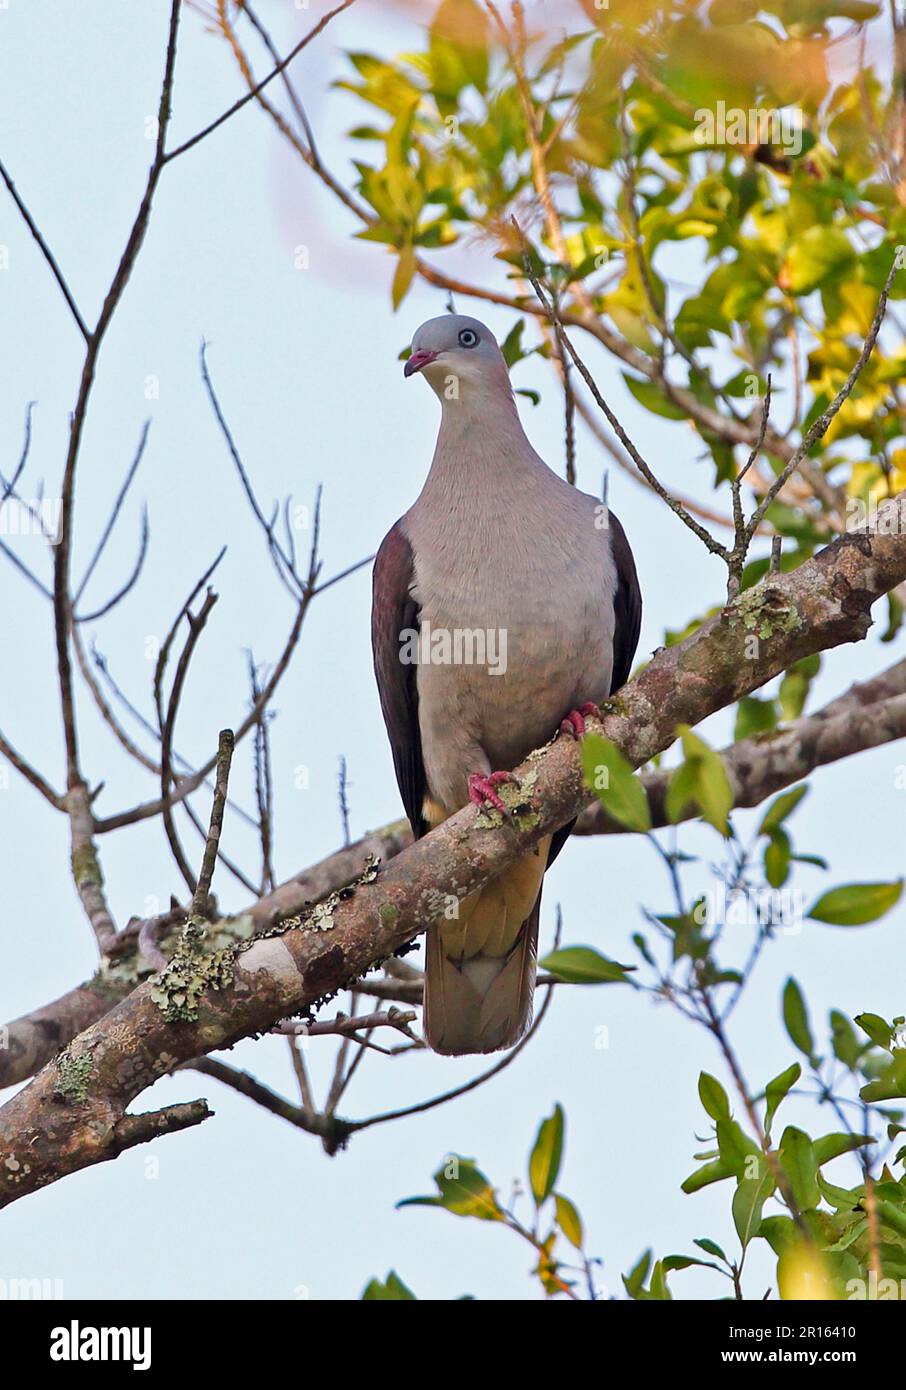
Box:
<box><xmin>608</xmin><ymin>510</ymin><xmax>642</xmax><ymax>693</ymax></box>
<box><xmin>371</xmin><ymin>520</ymin><xmax>428</xmax><ymax>839</ymax></box>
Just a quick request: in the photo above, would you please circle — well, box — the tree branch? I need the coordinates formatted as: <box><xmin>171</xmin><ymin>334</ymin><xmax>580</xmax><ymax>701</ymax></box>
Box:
<box><xmin>5</xmin><ymin>649</ymin><xmax>906</xmax><ymax>1092</ymax></box>
<box><xmin>2</xmin><ymin>500</ymin><xmax>906</xmax><ymax>1204</ymax></box>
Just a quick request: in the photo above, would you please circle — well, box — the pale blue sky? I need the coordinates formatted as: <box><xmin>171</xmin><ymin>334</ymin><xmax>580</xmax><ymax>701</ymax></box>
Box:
<box><xmin>1</xmin><ymin>0</ymin><xmax>903</xmax><ymax>1300</ymax></box>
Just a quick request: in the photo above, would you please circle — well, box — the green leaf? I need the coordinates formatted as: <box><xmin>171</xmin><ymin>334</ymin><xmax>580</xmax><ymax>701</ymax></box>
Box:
<box><xmin>621</xmin><ymin>372</ymin><xmax>688</xmax><ymax>420</ymax></box>
<box><xmin>759</xmin><ymin>1214</ymin><xmax>798</xmax><ymax>1257</ymax></box>
<box><xmin>554</xmin><ymin>1193</ymin><xmax>584</xmax><ymax>1249</ymax></box>
<box><xmin>398</xmin><ymin>1157</ymin><xmax>502</xmax><ymax>1221</ymax></box>
<box><xmin>779</xmin><ymin>1125</ymin><xmax>820</xmax><ymax>1212</ymax></box>
<box><xmin>529</xmin><ymin>1105</ymin><xmax>564</xmax><ymax>1205</ymax></box>
<box><xmin>765</xmin><ymin>1062</ymin><xmax>801</xmax><ymax>1139</ymax></box>
<box><xmin>538</xmin><ymin>946</ymin><xmax>636</xmax><ymax>985</ymax></box>
<box><xmin>698</xmin><ymin>1071</ymin><xmax>731</xmax><ymax>1122</ymax></box>
<box><xmin>830</xmin><ymin>1010</ymin><xmax>863</xmax><ymax>1069</ymax></box>
<box><xmin>780</xmin><ymin>226</ymin><xmax>855</xmax><ymax>295</ymax></box>
<box><xmin>854</xmin><ymin>1012</ymin><xmax>893</xmax><ymax>1050</ymax></box>
<box><xmin>860</xmin><ymin>1051</ymin><xmax>906</xmax><ymax>1103</ymax></box>
<box><xmin>622</xmin><ymin>1249</ymin><xmax>651</xmax><ymax>1298</ymax></box>
<box><xmin>876</xmin><ymin>1198</ymin><xmax>906</xmax><ymax>1240</ymax></box>
<box><xmin>715</xmin><ymin>1117</ymin><xmax>762</xmax><ymax>1177</ymax></box>
<box><xmin>733</xmin><ymin>1166</ymin><xmax>775</xmax><ymax>1247</ymax></box>
<box><xmin>429</xmin><ymin>0</ymin><xmax>490</xmax><ymax>106</ymax></box>
<box><xmin>665</xmin><ymin>726</ymin><xmax>733</xmax><ymax>836</ymax></box>
<box><xmin>813</xmin><ymin>1132</ymin><xmax>875</xmax><ymax>1165</ymax></box>
<box><xmin>764</xmin><ymin>828</ymin><xmax>791</xmax><ymax>888</ymax></box>
<box><xmin>581</xmin><ymin>733</ymin><xmax>651</xmax><ymax>832</ymax></box>
<box><xmin>694</xmin><ymin>1237</ymin><xmax>728</xmax><ymax>1262</ymax></box>
<box><xmin>362</xmin><ymin>1270</ymin><xmax>417</xmax><ymax>1300</ymax></box>
<box><xmin>758</xmin><ymin>784</ymin><xmax>808</xmax><ymax>836</ymax></box>
<box><xmin>782</xmin><ymin>978</ymin><xmax>816</xmax><ymax>1063</ymax></box>
<box><xmin>734</xmin><ymin>694</ymin><xmax>778</xmax><ymax>740</ymax></box>
<box><xmin>779</xmin><ymin>654</ymin><xmax>820</xmax><ymax>721</ymax></box>
<box><xmin>808</xmin><ymin>880</ymin><xmax>903</xmax><ymax>927</ymax></box>
<box><xmin>661</xmin><ymin>1253</ymin><xmax>723</xmax><ymax>1273</ymax></box>
<box><xmin>681</xmin><ymin>1155</ymin><xmax>735</xmax><ymax>1193</ymax></box>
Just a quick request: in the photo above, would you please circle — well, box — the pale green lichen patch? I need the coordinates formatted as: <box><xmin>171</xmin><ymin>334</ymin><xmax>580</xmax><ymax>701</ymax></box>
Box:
<box><xmin>71</xmin><ymin>844</ymin><xmax>103</xmax><ymax>887</ymax></box>
<box><xmin>150</xmin><ymin>858</ymin><xmax>383</xmax><ymax>1019</ymax></box>
<box><xmin>150</xmin><ymin>919</ymin><xmax>236</xmax><ymax>1023</ymax></box>
<box><xmin>474</xmin><ymin>767</ymin><xmax>541</xmax><ymax>831</ymax></box>
<box><xmin>379</xmin><ymin>902</ymin><xmax>400</xmax><ymax>929</ymax></box>
<box><xmin>728</xmin><ymin>586</ymin><xmax>802</xmax><ymax>641</ymax></box>
<box><xmin>597</xmin><ymin>694</ymin><xmax>630</xmax><ymax>719</ymax></box>
<box><xmin>275</xmin><ymin>855</ymin><xmax>382</xmax><ymax>938</ymax></box>
<box><xmin>54</xmin><ymin>1049</ymin><xmax>94</xmax><ymax>1102</ymax></box>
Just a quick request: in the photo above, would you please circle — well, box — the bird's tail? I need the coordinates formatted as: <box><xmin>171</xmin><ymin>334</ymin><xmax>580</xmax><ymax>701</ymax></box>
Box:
<box><xmin>423</xmin><ymin>837</ymin><xmax>550</xmax><ymax>1055</ymax></box>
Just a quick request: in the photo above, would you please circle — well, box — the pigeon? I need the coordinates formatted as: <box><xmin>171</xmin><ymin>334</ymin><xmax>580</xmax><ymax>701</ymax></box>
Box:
<box><xmin>372</xmin><ymin>314</ymin><xmax>641</xmax><ymax>1055</ymax></box>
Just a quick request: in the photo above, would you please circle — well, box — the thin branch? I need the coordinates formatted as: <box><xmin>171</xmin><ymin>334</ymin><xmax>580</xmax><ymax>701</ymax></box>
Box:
<box><xmin>0</xmin><ymin>727</ymin><xmax>65</xmax><ymax>810</ymax></box>
<box><xmin>112</xmin><ymin>1099</ymin><xmax>211</xmax><ymax>1153</ymax></box>
<box><xmin>2</xmin><ymin>401</ymin><xmax>37</xmax><ymax>506</ymax></box>
<box><xmin>0</xmin><ymin>161</ymin><xmax>90</xmax><ymax>341</ymax></box>
<box><xmin>163</xmin><ymin>0</ymin><xmax>358</xmax><ymax>165</ymax></box>
<box><xmin>188</xmin><ymin>1057</ymin><xmax>343</xmax><ymax>1143</ymax></box>
<box><xmin>75</xmin><ymin>505</ymin><xmax>150</xmax><ymax>623</ymax></box>
<box><xmin>52</xmin><ymin>0</ymin><xmax>182</xmax><ymax>795</ymax></box>
<box><xmin>512</xmin><ymin>217</ymin><xmax>729</xmax><ymax>562</ymax></box>
<box><xmin>189</xmin><ymin>727</ymin><xmax>235</xmax><ymax>918</ymax></box>
<box><xmin>67</xmin><ymin>780</ymin><xmax>118</xmax><ymax>955</ymax></box>
<box><xmin>74</xmin><ymin>420</ymin><xmax>150</xmax><ymax>609</ymax></box>
<box><xmin>159</xmin><ymin>589</ymin><xmax>220</xmax><ymax>895</ymax></box>
<box><xmin>200</xmin><ymin>341</ymin><xmax>307</xmax><ymax>597</ymax></box>
<box><xmin>337</xmin><ymin>755</ymin><xmax>351</xmax><ymax>848</ymax></box>
<box><xmin>746</xmin><ymin>257</ymin><xmax>899</xmax><ymax>540</ymax></box>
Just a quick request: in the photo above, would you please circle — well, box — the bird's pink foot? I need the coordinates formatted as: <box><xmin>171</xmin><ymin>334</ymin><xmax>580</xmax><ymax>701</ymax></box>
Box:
<box><xmin>468</xmin><ymin>770</ymin><xmax>518</xmax><ymax>817</ymax></box>
<box><xmin>559</xmin><ymin>702</ymin><xmax>601</xmax><ymax>739</ymax></box>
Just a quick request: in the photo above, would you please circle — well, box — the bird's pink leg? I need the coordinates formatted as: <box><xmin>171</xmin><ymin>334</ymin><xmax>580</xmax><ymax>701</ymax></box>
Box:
<box><xmin>559</xmin><ymin>701</ymin><xmax>601</xmax><ymax>739</ymax></box>
<box><xmin>468</xmin><ymin>770</ymin><xmax>518</xmax><ymax>816</ymax></box>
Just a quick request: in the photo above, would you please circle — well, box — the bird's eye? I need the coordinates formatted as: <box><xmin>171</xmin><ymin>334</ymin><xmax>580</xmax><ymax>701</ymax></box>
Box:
<box><xmin>458</xmin><ymin>328</ymin><xmax>479</xmax><ymax>348</ymax></box>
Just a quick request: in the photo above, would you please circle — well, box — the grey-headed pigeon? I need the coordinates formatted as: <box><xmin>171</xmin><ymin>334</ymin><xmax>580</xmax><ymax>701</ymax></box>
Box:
<box><xmin>372</xmin><ymin>314</ymin><xmax>641</xmax><ymax>1055</ymax></box>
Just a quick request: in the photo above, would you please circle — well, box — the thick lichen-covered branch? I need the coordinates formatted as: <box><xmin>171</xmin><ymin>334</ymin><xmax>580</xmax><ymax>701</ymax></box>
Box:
<box><xmin>4</xmin><ymin>651</ymin><xmax>906</xmax><ymax>1091</ymax></box>
<box><xmin>1</xmin><ymin>498</ymin><xmax>905</xmax><ymax>1206</ymax></box>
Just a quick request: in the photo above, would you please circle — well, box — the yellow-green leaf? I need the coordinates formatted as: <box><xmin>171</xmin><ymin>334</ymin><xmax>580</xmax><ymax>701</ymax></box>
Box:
<box><xmin>808</xmin><ymin>880</ymin><xmax>903</xmax><ymax>926</ymax></box>
<box><xmin>529</xmin><ymin>1105</ymin><xmax>564</xmax><ymax>1206</ymax></box>
<box><xmin>554</xmin><ymin>1193</ymin><xmax>584</xmax><ymax>1249</ymax></box>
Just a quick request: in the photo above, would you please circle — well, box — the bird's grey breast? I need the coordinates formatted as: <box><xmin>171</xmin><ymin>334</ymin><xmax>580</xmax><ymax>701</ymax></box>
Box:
<box><xmin>405</xmin><ymin>476</ymin><xmax>618</xmax><ymax>804</ymax></box>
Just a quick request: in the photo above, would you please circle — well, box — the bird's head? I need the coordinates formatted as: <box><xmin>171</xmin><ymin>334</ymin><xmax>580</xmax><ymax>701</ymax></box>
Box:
<box><xmin>403</xmin><ymin>314</ymin><xmax>511</xmax><ymax>404</ymax></box>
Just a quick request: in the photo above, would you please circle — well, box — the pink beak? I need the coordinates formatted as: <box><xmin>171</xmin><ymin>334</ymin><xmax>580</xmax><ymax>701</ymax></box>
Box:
<box><xmin>404</xmin><ymin>348</ymin><xmax>439</xmax><ymax>378</ymax></box>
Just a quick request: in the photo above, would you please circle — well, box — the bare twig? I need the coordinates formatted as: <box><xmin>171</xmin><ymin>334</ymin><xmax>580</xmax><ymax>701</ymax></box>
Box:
<box><xmin>74</xmin><ymin>421</ymin><xmax>150</xmax><ymax>609</ymax></box>
<box><xmin>746</xmin><ymin>258</ymin><xmax>899</xmax><ymax>539</ymax></box>
<box><xmin>512</xmin><ymin>217</ymin><xmax>730</xmax><ymax>562</ymax></box>
<box><xmin>163</xmin><ymin>0</ymin><xmax>358</xmax><ymax>165</ymax></box>
<box><xmin>0</xmin><ymin>161</ymin><xmax>90</xmax><ymax>341</ymax></box>
<box><xmin>190</xmin><ymin>728</ymin><xmax>235</xmax><ymax>919</ymax></box>
<box><xmin>338</xmin><ymin>755</ymin><xmax>351</xmax><ymax>847</ymax></box>
<box><xmin>159</xmin><ymin>588</ymin><xmax>220</xmax><ymax>894</ymax></box>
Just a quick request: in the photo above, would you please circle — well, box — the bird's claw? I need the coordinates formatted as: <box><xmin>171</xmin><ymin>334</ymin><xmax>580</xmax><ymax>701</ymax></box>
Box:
<box><xmin>468</xmin><ymin>771</ymin><xmax>519</xmax><ymax>820</ymax></box>
<box><xmin>559</xmin><ymin>702</ymin><xmax>601</xmax><ymax>739</ymax></box>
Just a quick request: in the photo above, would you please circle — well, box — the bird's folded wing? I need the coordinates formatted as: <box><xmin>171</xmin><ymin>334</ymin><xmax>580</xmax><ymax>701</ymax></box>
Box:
<box><xmin>371</xmin><ymin>520</ymin><xmax>427</xmax><ymax>839</ymax></box>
